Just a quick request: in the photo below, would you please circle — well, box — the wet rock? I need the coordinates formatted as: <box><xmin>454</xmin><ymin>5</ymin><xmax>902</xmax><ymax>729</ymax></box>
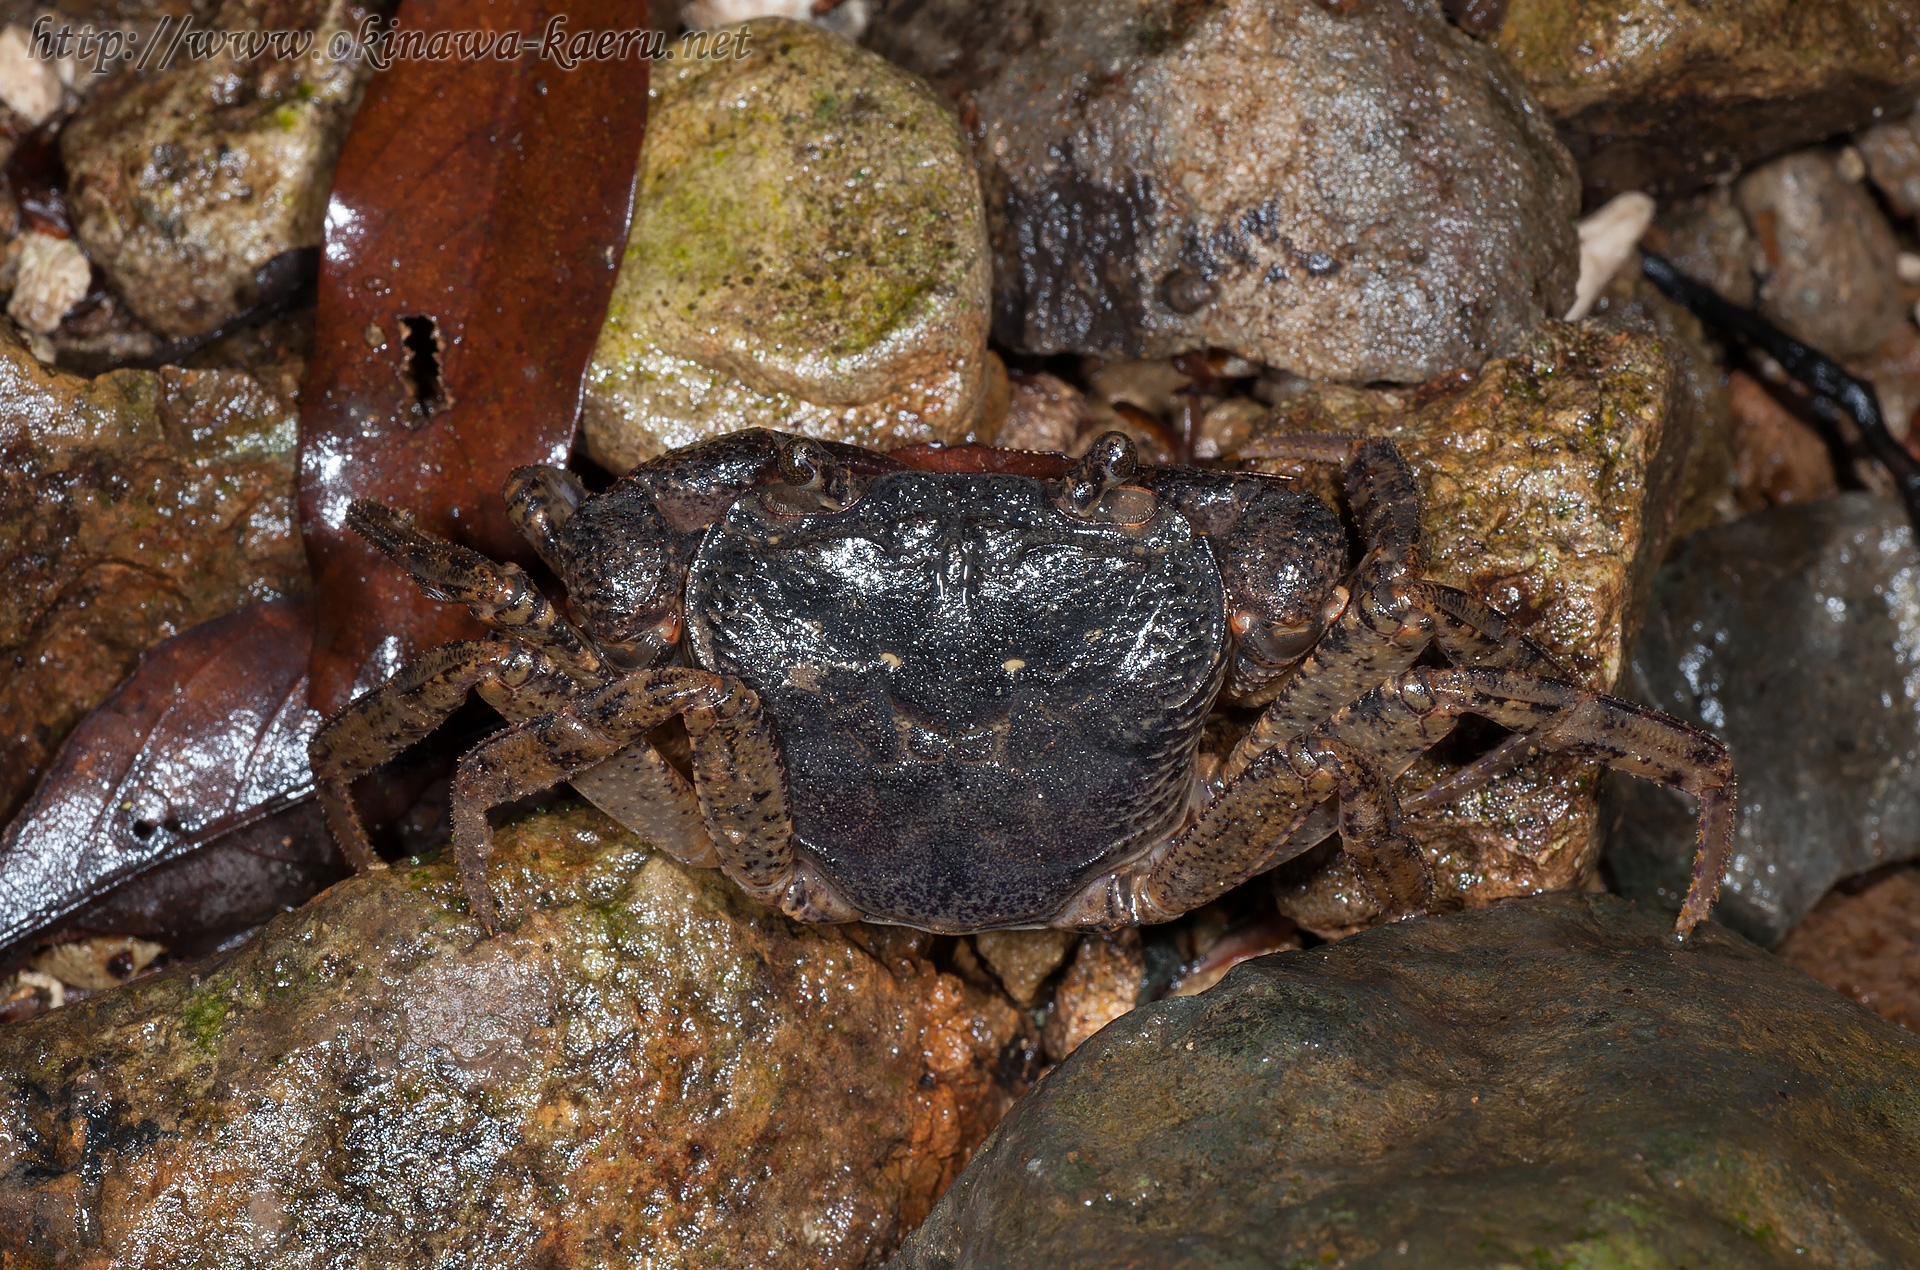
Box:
<box><xmin>1584</xmin><ymin>259</ymin><xmax>1738</xmax><ymax>539</ymax></box>
<box><xmin>59</xmin><ymin>0</ymin><xmax>372</xmax><ymax>339</ymax></box>
<box><xmin>894</xmin><ymin>893</ymin><xmax>1920</xmax><ymax>1268</ymax></box>
<box><xmin>1727</xmin><ymin>371</ymin><xmax>1840</xmax><ymax>511</ymax></box>
<box><xmin>583</xmin><ymin>17</ymin><xmax>991</xmax><ymax>473</ymax></box>
<box><xmin>1851</xmin><ymin>320</ymin><xmax>1920</xmax><ymax>444</ymax></box>
<box><xmin>0</xmin><ymin>26</ymin><xmax>65</xmax><ymax>128</ymax></box>
<box><xmin>973</xmin><ymin>928</ymin><xmax>1076</xmax><ymax>1007</ymax></box>
<box><xmin>1859</xmin><ymin>105</ymin><xmax>1920</xmax><ymax>218</ymax></box>
<box><xmin>1492</xmin><ymin>0</ymin><xmax>1920</xmax><ymax>202</ymax></box>
<box><xmin>1779</xmin><ymin>866</ymin><xmax>1920</xmax><ymax>1033</ymax></box>
<box><xmin>1041</xmin><ymin>929</ymin><xmax>1142</xmax><ymax>1063</ymax></box>
<box><xmin>867</xmin><ymin>0</ymin><xmax>1579</xmax><ymax>383</ymax></box>
<box><xmin>1736</xmin><ymin>150</ymin><xmax>1906</xmax><ymax>359</ymax></box>
<box><xmin>991</xmin><ymin>372</ymin><xmax>1088</xmax><ymax>453</ymax></box>
<box><xmin>0</xmin><ymin>803</ymin><xmax>1027</xmax><ymax>1266</ymax></box>
<box><xmin>0</xmin><ymin>333</ymin><xmax>308</xmax><ymax>825</ymax></box>
<box><xmin>1652</xmin><ymin>186</ymin><xmax>1756</xmax><ymax>308</ymax></box>
<box><xmin>1239</xmin><ymin>321</ymin><xmax>1709</xmax><ymax>933</ymax></box>
<box><xmin>1606</xmin><ymin>495</ymin><xmax>1920</xmax><ymax>946</ymax></box>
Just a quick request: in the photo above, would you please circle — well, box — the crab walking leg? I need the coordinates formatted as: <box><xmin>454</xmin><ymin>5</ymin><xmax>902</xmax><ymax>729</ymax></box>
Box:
<box><xmin>1247</xmin><ymin>434</ymin><xmax>1426</xmax><ymax>568</ymax></box>
<box><xmin>1218</xmin><ymin>574</ymin><xmax>1587</xmax><ymax>788</ymax></box>
<box><xmin>310</xmin><ymin>639</ymin><xmax>582</xmax><ymax>872</ymax></box>
<box><xmin>1056</xmin><ymin>730</ymin><xmax>1428</xmax><ymax>927</ymax></box>
<box><xmin>1321</xmin><ymin>666</ymin><xmax>1736</xmax><ymax>933</ymax></box>
<box><xmin>347</xmin><ymin>499</ymin><xmax>610</xmax><ymax>686</ymax></box>
<box><xmin>1072</xmin><ymin>665</ymin><xmax>1734</xmax><ymax>935</ymax></box>
<box><xmin>448</xmin><ymin>668</ymin><xmax>794</xmax><ymax>934</ymax></box>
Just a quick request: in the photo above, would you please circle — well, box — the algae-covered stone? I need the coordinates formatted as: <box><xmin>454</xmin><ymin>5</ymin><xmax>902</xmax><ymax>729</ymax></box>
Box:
<box><xmin>60</xmin><ymin>0</ymin><xmax>372</xmax><ymax>339</ymax></box>
<box><xmin>1234</xmin><ymin>321</ymin><xmax>1702</xmax><ymax>933</ymax></box>
<box><xmin>0</xmin><ymin>803</ymin><xmax>1027</xmax><ymax>1267</ymax></box>
<box><xmin>1492</xmin><ymin>0</ymin><xmax>1920</xmax><ymax>202</ymax></box>
<box><xmin>893</xmin><ymin>894</ymin><xmax>1920</xmax><ymax>1268</ymax></box>
<box><xmin>0</xmin><ymin>332</ymin><xmax>307</xmax><ymax>825</ymax></box>
<box><xmin>867</xmin><ymin>0</ymin><xmax>1579</xmax><ymax>383</ymax></box>
<box><xmin>583</xmin><ymin>18</ymin><xmax>991</xmax><ymax>472</ymax></box>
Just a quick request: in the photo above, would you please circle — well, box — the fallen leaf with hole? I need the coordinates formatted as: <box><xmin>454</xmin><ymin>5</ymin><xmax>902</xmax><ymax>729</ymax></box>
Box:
<box><xmin>0</xmin><ymin>596</ymin><xmax>327</xmax><ymax>958</ymax></box>
<box><xmin>300</xmin><ymin>0</ymin><xmax>651</xmax><ymax>716</ymax></box>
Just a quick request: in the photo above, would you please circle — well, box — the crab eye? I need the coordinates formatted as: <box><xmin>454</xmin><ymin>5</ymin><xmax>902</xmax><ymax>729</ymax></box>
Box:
<box><xmin>774</xmin><ymin>436</ymin><xmax>854</xmax><ymax>511</ymax></box>
<box><xmin>1051</xmin><ymin>431</ymin><xmax>1139</xmax><ymax>516</ymax></box>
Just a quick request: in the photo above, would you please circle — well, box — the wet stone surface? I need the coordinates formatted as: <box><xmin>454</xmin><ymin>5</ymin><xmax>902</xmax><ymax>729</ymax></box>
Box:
<box><xmin>1736</xmin><ymin>150</ymin><xmax>1907</xmax><ymax>360</ymax></box>
<box><xmin>583</xmin><ymin>17</ymin><xmax>991</xmax><ymax>472</ymax></box>
<box><xmin>0</xmin><ymin>333</ymin><xmax>307</xmax><ymax>827</ymax></box>
<box><xmin>867</xmin><ymin>0</ymin><xmax>1579</xmax><ymax>383</ymax></box>
<box><xmin>1607</xmin><ymin>495</ymin><xmax>1920</xmax><ymax>947</ymax></box>
<box><xmin>1238</xmin><ymin>320</ymin><xmax>1706</xmax><ymax>933</ymax></box>
<box><xmin>60</xmin><ymin>0</ymin><xmax>373</xmax><ymax>339</ymax></box>
<box><xmin>0</xmin><ymin>803</ymin><xmax>1027</xmax><ymax>1268</ymax></box>
<box><xmin>1039</xmin><ymin>929</ymin><xmax>1142</xmax><ymax>1063</ymax></box>
<box><xmin>1492</xmin><ymin>0</ymin><xmax>1920</xmax><ymax>202</ymax></box>
<box><xmin>893</xmin><ymin>893</ymin><xmax>1920</xmax><ymax>1268</ymax></box>
<box><xmin>1779</xmin><ymin>865</ymin><xmax>1920</xmax><ymax>1034</ymax></box>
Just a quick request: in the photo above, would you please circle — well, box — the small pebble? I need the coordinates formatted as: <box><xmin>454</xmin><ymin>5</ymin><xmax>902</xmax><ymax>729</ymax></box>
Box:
<box><xmin>1837</xmin><ymin>145</ymin><xmax>1868</xmax><ymax>182</ymax></box>
<box><xmin>0</xmin><ymin>25</ymin><xmax>62</xmax><ymax>126</ymax></box>
<box><xmin>7</xmin><ymin>232</ymin><xmax>91</xmax><ymax>335</ymax></box>
<box><xmin>1899</xmin><ymin>253</ymin><xmax>1920</xmax><ymax>284</ymax></box>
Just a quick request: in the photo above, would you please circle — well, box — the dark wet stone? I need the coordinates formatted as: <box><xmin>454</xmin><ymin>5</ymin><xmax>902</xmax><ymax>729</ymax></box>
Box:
<box><xmin>0</xmin><ymin>804</ymin><xmax>1027</xmax><ymax>1267</ymax></box>
<box><xmin>1653</xmin><ymin>186</ymin><xmax>1756</xmax><ymax>308</ymax></box>
<box><xmin>1606</xmin><ymin>495</ymin><xmax>1920</xmax><ymax>947</ymax></box>
<box><xmin>892</xmin><ymin>893</ymin><xmax>1920</xmax><ymax>1268</ymax></box>
<box><xmin>1493</xmin><ymin>0</ymin><xmax>1920</xmax><ymax>203</ymax></box>
<box><xmin>866</xmin><ymin>0</ymin><xmax>1578</xmax><ymax>383</ymax></box>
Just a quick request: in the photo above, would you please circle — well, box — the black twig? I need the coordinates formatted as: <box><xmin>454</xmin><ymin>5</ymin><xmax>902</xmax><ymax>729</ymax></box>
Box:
<box><xmin>1641</xmin><ymin>251</ymin><xmax>1920</xmax><ymax>532</ymax></box>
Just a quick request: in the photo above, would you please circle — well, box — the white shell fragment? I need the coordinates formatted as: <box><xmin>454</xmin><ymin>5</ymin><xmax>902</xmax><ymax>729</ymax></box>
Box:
<box><xmin>1565</xmin><ymin>192</ymin><xmax>1657</xmax><ymax>322</ymax></box>
<box><xmin>0</xmin><ymin>25</ymin><xmax>63</xmax><ymax>126</ymax></box>
<box><xmin>7</xmin><ymin>233</ymin><xmax>92</xmax><ymax>334</ymax></box>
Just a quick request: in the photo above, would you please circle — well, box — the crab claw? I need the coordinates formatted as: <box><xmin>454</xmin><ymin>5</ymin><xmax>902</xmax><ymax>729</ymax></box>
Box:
<box><xmin>1052</xmin><ymin>431</ymin><xmax>1138</xmax><ymax>516</ymax></box>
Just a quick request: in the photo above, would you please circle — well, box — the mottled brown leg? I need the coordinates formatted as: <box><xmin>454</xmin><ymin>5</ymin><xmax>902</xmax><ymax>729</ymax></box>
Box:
<box><xmin>1318</xmin><ymin>665</ymin><xmax>1735</xmax><ymax>935</ymax></box>
<box><xmin>1067</xmin><ymin>664</ymin><xmax>1732</xmax><ymax>935</ymax></box>
<box><xmin>1218</xmin><ymin>575</ymin><xmax>1436</xmax><ymax>782</ymax></box>
<box><xmin>348</xmin><ymin>499</ymin><xmax>608</xmax><ymax>685</ymax></box>
<box><xmin>448</xmin><ymin>667</ymin><xmax>793</xmax><ymax>933</ymax></box>
<box><xmin>502</xmin><ymin>464</ymin><xmax>590</xmax><ymax>575</ymax></box>
<box><xmin>310</xmin><ymin>639</ymin><xmax>578</xmax><ymax>873</ymax></box>
<box><xmin>1309</xmin><ymin>736</ymin><xmax>1433</xmax><ymax>919</ymax></box>
<box><xmin>1057</xmin><ymin>725</ymin><xmax>1429</xmax><ymax>927</ymax></box>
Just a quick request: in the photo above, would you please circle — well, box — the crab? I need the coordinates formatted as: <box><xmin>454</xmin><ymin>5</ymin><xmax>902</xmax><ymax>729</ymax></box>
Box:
<box><xmin>309</xmin><ymin>429</ymin><xmax>1735</xmax><ymax>939</ymax></box>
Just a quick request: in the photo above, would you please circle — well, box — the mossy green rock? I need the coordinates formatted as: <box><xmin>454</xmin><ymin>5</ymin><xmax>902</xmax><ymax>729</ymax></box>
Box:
<box><xmin>61</xmin><ymin>0</ymin><xmax>371</xmax><ymax>339</ymax></box>
<box><xmin>1234</xmin><ymin>321</ymin><xmax>1713</xmax><ymax>934</ymax></box>
<box><xmin>1493</xmin><ymin>0</ymin><xmax>1920</xmax><ymax>202</ymax></box>
<box><xmin>583</xmin><ymin>18</ymin><xmax>991</xmax><ymax>472</ymax></box>
<box><xmin>893</xmin><ymin>894</ymin><xmax>1920</xmax><ymax>1269</ymax></box>
<box><xmin>0</xmin><ymin>804</ymin><xmax>1024</xmax><ymax>1267</ymax></box>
